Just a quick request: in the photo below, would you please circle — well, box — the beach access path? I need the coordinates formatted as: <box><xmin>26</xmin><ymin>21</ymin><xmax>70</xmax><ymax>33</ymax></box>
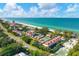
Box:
<box><xmin>0</xmin><ymin>23</ymin><xmax>50</xmax><ymax>55</ymax></box>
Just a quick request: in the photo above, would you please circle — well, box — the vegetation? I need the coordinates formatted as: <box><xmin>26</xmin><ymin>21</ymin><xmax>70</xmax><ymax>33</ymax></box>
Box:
<box><xmin>28</xmin><ymin>49</ymin><xmax>48</xmax><ymax>56</ymax></box>
<box><xmin>51</xmin><ymin>44</ymin><xmax>62</xmax><ymax>53</ymax></box>
<box><xmin>0</xmin><ymin>32</ymin><xmax>15</xmax><ymax>47</ymax></box>
<box><xmin>68</xmin><ymin>41</ymin><xmax>79</xmax><ymax>56</ymax></box>
<box><xmin>37</xmin><ymin>27</ymin><xmax>49</xmax><ymax>35</ymax></box>
<box><xmin>31</xmin><ymin>39</ymin><xmax>66</xmax><ymax>53</ymax></box>
<box><xmin>22</xmin><ymin>26</ymin><xmax>29</xmax><ymax>31</ymax></box>
<box><xmin>1</xmin><ymin>21</ymin><xmax>9</xmax><ymax>29</ymax></box>
<box><xmin>31</xmin><ymin>40</ymin><xmax>54</xmax><ymax>53</ymax></box>
<box><xmin>0</xmin><ymin>43</ymin><xmax>28</xmax><ymax>56</ymax></box>
<box><xmin>1</xmin><ymin>19</ymin><xmax>78</xmax><ymax>56</ymax></box>
<box><xmin>63</xmin><ymin>31</ymin><xmax>73</xmax><ymax>40</ymax></box>
<box><xmin>21</xmin><ymin>36</ymin><xmax>32</xmax><ymax>44</ymax></box>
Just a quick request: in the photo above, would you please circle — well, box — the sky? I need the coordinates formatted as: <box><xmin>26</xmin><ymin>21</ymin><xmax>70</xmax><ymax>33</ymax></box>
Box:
<box><xmin>0</xmin><ymin>3</ymin><xmax>79</xmax><ymax>18</ymax></box>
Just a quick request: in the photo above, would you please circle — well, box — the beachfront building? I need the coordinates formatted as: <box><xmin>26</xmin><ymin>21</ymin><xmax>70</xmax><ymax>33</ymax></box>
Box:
<box><xmin>42</xmin><ymin>36</ymin><xmax>62</xmax><ymax>47</ymax></box>
<box><xmin>10</xmin><ymin>21</ymin><xmax>16</xmax><ymax>30</ymax></box>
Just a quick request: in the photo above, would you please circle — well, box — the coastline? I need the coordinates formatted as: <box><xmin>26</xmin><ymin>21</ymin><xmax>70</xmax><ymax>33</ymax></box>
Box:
<box><xmin>52</xmin><ymin>26</ymin><xmax>79</xmax><ymax>33</ymax></box>
<box><xmin>2</xmin><ymin>18</ymin><xmax>55</xmax><ymax>32</ymax></box>
<box><xmin>2</xmin><ymin>18</ymin><xmax>79</xmax><ymax>33</ymax></box>
<box><xmin>19</xmin><ymin>22</ymin><xmax>55</xmax><ymax>32</ymax></box>
<box><xmin>17</xmin><ymin>23</ymin><xmax>79</xmax><ymax>33</ymax></box>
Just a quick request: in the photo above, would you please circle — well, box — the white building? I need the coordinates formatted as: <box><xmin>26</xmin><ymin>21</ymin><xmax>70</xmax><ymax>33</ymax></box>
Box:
<box><xmin>14</xmin><ymin>52</ymin><xmax>28</xmax><ymax>56</ymax></box>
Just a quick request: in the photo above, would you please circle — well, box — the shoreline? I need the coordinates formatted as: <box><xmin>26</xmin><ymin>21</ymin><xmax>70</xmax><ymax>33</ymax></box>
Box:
<box><xmin>2</xmin><ymin>18</ymin><xmax>79</xmax><ymax>33</ymax></box>
<box><xmin>11</xmin><ymin>22</ymin><xmax>79</xmax><ymax>33</ymax></box>
<box><xmin>18</xmin><ymin>22</ymin><xmax>55</xmax><ymax>32</ymax></box>
<box><xmin>2</xmin><ymin>18</ymin><xmax>55</xmax><ymax>32</ymax></box>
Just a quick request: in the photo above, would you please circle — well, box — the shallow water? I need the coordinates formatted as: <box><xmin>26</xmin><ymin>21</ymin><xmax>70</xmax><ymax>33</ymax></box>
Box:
<box><xmin>5</xmin><ymin>18</ymin><xmax>79</xmax><ymax>32</ymax></box>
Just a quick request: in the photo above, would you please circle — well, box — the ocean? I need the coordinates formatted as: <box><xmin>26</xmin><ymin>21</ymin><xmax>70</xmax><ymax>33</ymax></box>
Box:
<box><xmin>4</xmin><ymin>18</ymin><xmax>79</xmax><ymax>32</ymax></box>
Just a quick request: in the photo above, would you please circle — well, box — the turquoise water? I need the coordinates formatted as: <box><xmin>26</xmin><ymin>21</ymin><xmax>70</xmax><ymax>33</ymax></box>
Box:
<box><xmin>5</xmin><ymin>18</ymin><xmax>79</xmax><ymax>32</ymax></box>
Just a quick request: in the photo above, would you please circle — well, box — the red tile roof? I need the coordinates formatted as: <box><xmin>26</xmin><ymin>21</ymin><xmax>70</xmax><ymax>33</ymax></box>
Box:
<box><xmin>43</xmin><ymin>36</ymin><xmax>61</xmax><ymax>47</ymax></box>
<box><xmin>10</xmin><ymin>22</ymin><xmax>16</xmax><ymax>26</ymax></box>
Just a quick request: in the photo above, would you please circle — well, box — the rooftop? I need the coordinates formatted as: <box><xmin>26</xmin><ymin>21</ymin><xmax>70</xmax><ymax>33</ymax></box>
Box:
<box><xmin>42</xmin><ymin>36</ymin><xmax>61</xmax><ymax>47</ymax></box>
<box><xmin>40</xmin><ymin>36</ymin><xmax>51</xmax><ymax>43</ymax></box>
<box><xmin>14</xmin><ymin>52</ymin><xmax>28</xmax><ymax>56</ymax></box>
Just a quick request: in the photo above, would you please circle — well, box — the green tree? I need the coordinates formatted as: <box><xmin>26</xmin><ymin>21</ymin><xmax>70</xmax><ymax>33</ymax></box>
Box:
<box><xmin>0</xmin><ymin>43</ymin><xmax>24</xmax><ymax>56</ymax></box>
<box><xmin>68</xmin><ymin>41</ymin><xmax>79</xmax><ymax>56</ymax></box>
<box><xmin>22</xmin><ymin>26</ymin><xmax>29</xmax><ymax>31</ymax></box>
<box><xmin>39</xmin><ymin>27</ymin><xmax>49</xmax><ymax>35</ymax></box>
<box><xmin>21</xmin><ymin>36</ymin><xmax>32</xmax><ymax>44</ymax></box>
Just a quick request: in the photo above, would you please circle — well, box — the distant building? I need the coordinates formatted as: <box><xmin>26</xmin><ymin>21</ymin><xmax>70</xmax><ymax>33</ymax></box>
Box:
<box><xmin>26</xmin><ymin>30</ymin><xmax>34</xmax><ymax>37</ymax></box>
<box><xmin>10</xmin><ymin>21</ymin><xmax>16</xmax><ymax>30</ymax></box>
<box><xmin>46</xmin><ymin>33</ymin><xmax>52</xmax><ymax>38</ymax></box>
<box><xmin>42</xmin><ymin>36</ymin><xmax>61</xmax><ymax>47</ymax></box>
<box><xmin>40</xmin><ymin>36</ymin><xmax>51</xmax><ymax>43</ymax></box>
<box><xmin>10</xmin><ymin>21</ymin><xmax>16</xmax><ymax>26</ymax></box>
<box><xmin>12</xmin><ymin>30</ymin><xmax>22</xmax><ymax>36</ymax></box>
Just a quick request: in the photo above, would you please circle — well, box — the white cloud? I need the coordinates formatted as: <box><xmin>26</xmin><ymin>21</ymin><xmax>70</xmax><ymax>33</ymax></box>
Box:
<box><xmin>26</xmin><ymin>3</ymin><xmax>59</xmax><ymax>17</ymax></box>
<box><xmin>27</xmin><ymin>7</ymin><xmax>38</xmax><ymax>17</ymax></box>
<box><xmin>11</xmin><ymin>6</ymin><xmax>27</xmax><ymax>17</ymax></box>
<box><xmin>61</xmin><ymin>13</ymin><xmax>79</xmax><ymax>18</ymax></box>
<box><xmin>0</xmin><ymin>3</ymin><xmax>59</xmax><ymax>18</ymax></box>
<box><xmin>66</xmin><ymin>4</ymin><xmax>79</xmax><ymax>12</ymax></box>
<box><xmin>38</xmin><ymin>7</ymin><xmax>59</xmax><ymax>17</ymax></box>
<box><xmin>1</xmin><ymin>3</ymin><xmax>77</xmax><ymax>18</ymax></box>
<box><xmin>0</xmin><ymin>3</ymin><xmax>27</xmax><ymax>17</ymax></box>
<box><xmin>3</xmin><ymin>3</ymin><xmax>16</xmax><ymax>13</ymax></box>
<box><xmin>0</xmin><ymin>9</ymin><xmax>3</xmax><ymax>16</ymax></box>
<box><xmin>0</xmin><ymin>9</ymin><xmax>3</xmax><ymax>12</ymax></box>
<box><xmin>38</xmin><ymin>3</ymin><xmax>56</xmax><ymax>9</ymax></box>
<box><xmin>62</xmin><ymin>4</ymin><xmax>79</xmax><ymax>18</ymax></box>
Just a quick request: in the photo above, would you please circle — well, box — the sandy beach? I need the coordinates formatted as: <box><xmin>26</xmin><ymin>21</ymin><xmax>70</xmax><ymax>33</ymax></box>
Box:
<box><xmin>2</xmin><ymin>18</ymin><xmax>55</xmax><ymax>32</ymax></box>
